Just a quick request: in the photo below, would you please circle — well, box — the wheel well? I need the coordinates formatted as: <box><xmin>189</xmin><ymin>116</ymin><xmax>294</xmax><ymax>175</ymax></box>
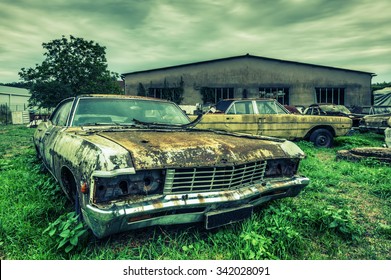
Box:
<box><xmin>60</xmin><ymin>167</ymin><xmax>77</xmax><ymax>202</ymax></box>
<box><xmin>305</xmin><ymin>126</ymin><xmax>335</xmax><ymax>139</ymax></box>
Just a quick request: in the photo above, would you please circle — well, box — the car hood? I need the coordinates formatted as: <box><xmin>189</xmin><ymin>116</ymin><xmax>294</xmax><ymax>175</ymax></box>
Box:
<box><xmin>96</xmin><ymin>129</ymin><xmax>303</xmax><ymax>170</ymax></box>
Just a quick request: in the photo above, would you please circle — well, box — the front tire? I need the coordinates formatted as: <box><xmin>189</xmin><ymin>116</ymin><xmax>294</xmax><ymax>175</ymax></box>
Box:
<box><xmin>310</xmin><ymin>128</ymin><xmax>333</xmax><ymax>148</ymax></box>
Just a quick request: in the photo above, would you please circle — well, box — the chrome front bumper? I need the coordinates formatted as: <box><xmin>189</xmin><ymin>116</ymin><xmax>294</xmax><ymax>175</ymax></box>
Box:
<box><xmin>82</xmin><ymin>176</ymin><xmax>310</xmax><ymax>238</ymax></box>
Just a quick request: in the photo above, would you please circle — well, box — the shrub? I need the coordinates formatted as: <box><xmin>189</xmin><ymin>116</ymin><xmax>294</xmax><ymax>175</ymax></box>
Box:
<box><xmin>43</xmin><ymin>212</ymin><xmax>88</xmax><ymax>253</ymax></box>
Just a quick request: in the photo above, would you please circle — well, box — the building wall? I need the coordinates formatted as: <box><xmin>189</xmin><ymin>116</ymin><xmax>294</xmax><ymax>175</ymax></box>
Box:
<box><xmin>123</xmin><ymin>56</ymin><xmax>372</xmax><ymax>107</ymax></box>
<box><xmin>0</xmin><ymin>86</ymin><xmax>31</xmax><ymax>111</ymax></box>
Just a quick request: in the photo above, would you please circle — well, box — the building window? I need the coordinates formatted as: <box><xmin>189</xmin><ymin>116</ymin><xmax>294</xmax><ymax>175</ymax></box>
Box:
<box><xmin>259</xmin><ymin>87</ymin><xmax>290</xmax><ymax>105</ymax></box>
<box><xmin>315</xmin><ymin>88</ymin><xmax>345</xmax><ymax>105</ymax></box>
<box><xmin>147</xmin><ymin>78</ymin><xmax>184</xmax><ymax>104</ymax></box>
<box><xmin>148</xmin><ymin>88</ymin><xmax>163</xmax><ymax>99</ymax></box>
<box><xmin>200</xmin><ymin>87</ymin><xmax>234</xmax><ymax>104</ymax></box>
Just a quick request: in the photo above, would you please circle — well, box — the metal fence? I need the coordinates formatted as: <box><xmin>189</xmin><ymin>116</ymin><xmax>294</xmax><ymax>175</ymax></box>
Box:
<box><xmin>0</xmin><ymin>103</ymin><xmax>12</xmax><ymax>124</ymax></box>
<box><xmin>0</xmin><ymin>103</ymin><xmax>30</xmax><ymax>125</ymax></box>
<box><xmin>1</xmin><ymin>103</ymin><xmax>51</xmax><ymax>125</ymax></box>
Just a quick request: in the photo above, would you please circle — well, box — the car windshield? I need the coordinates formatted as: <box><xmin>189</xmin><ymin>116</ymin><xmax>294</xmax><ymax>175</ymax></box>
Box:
<box><xmin>71</xmin><ymin>98</ymin><xmax>190</xmax><ymax>127</ymax></box>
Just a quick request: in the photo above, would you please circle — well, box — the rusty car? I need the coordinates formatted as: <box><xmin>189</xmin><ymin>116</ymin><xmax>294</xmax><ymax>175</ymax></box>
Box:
<box><xmin>33</xmin><ymin>94</ymin><xmax>309</xmax><ymax>238</ymax></box>
<box><xmin>191</xmin><ymin>99</ymin><xmax>352</xmax><ymax>148</ymax></box>
<box><xmin>359</xmin><ymin>113</ymin><xmax>391</xmax><ymax>134</ymax></box>
<box><xmin>303</xmin><ymin>103</ymin><xmax>364</xmax><ymax>127</ymax></box>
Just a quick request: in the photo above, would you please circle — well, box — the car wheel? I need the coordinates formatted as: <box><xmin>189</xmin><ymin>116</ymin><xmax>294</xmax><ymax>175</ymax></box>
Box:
<box><xmin>310</xmin><ymin>128</ymin><xmax>333</xmax><ymax>148</ymax></box>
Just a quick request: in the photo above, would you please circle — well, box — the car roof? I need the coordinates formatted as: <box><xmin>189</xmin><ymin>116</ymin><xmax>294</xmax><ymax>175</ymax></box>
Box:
<box><xmin>76</xmin><ymin>94</ymin><xmax>169</xmax><ymax>102</ymax></box>
<box><xmin>217</xmin><ymin>98</ymin><xmax>277</xmax><ymax>103</ymax></box>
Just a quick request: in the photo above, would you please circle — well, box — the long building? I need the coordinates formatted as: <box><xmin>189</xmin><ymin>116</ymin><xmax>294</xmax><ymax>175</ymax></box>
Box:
<box><xmin>122</xmin><ymin>54</ymin><xmax>374</xmax><ymax>107</ymax></box>
<box><xmin>0</xmin><ymin>85</ymin><xmax>31</xmax><ymax>111</ymax></box>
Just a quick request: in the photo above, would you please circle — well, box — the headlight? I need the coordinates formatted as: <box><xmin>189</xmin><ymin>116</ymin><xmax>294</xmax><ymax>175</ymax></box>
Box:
<box><xmin>93</xmin><ymin>170</ymin><xmax>165</xmax><ymax>203</ymax></box>
<box><xmin>264</xmin><ymin>159</ymin><xmax>299</xmax><ymax>178</ymax></box>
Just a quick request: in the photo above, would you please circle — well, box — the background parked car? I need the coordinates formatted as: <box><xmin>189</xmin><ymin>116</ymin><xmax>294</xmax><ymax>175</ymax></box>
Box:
<box><xmin>284</xmin><ymin>105</ymin><xmax>303</xmax><ymax>114</ymax></box>
<box><xmin>359</xmin><ymin>113</ymin><xmax>391</xmax><ymax>134</ymax></box>
<box><xmin>349</xmin><ymin>105</ymin><xmax>391</xmax><ymax>116</ymax></box>
<box><xmin>303</xmin><ymin>103</ymin><xmax>364</xmax><ymax>127</ymax></box>
<box><xmin>192</xmin><ymin>99</ymin><xmax>352</xmax><ymax>148</ymax></box>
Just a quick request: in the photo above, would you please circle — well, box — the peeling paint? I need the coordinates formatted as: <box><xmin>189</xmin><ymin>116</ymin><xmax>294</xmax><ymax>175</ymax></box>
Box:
<box><xmin>33</xmin><ymin>94</ymin><xmax>310</xmax><ymax>238</ymax></box>
<box><xmin>190</xmin><ymin>99</ymin><xmax>352</xmax><ymax>141</ymax></box>
<box><xmin>98</xmin><ymin>130</ymin><xmax>293</xmax><ymax>170</ymax></box>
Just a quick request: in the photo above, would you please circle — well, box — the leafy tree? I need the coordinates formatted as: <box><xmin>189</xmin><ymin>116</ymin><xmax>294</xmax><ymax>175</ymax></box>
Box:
<box><xmin>19</xmin><ymin>35</ymin><xmax>122</xmax><ymax>108</ymax></box>
<box><xmin>372</xmin><ymin>82</ymin><xmax>391</xmax><ymax>91</ymax></box>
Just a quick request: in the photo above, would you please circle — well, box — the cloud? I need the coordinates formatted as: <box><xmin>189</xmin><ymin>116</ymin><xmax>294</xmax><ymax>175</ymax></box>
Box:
<box><xmin>0</xmin><ymin>0</ymin><xmax>390</xmax><ymax>83</ymax></box>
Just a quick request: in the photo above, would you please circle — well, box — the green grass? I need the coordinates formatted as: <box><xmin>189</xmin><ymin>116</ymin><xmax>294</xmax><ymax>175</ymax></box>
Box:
<box><xmin>0</xmin><ymin>126</ymin><xmax>390</xmax><ymax>259</ymax></box>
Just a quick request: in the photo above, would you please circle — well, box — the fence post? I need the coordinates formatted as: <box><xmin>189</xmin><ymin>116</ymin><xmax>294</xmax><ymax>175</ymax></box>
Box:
<box><xmin>6</xmin><ymin>102</ymin><xmax>8</xmax><ymax>125</ymax></box>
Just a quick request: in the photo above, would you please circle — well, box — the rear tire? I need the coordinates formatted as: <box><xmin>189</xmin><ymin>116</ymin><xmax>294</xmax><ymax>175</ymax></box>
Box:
<box><xmin>309</xmin><ymin>128</ymin><xmax>333</xmax><ymax>148</ymax></box>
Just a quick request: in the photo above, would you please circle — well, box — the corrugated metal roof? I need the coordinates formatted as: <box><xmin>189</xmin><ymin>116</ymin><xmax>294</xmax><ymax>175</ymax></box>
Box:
<box><xmin>0</xmin><ymin>85</ymin><xmax>30</xmax><ymax>96</ymax></box>
<box><xmin>122</xmin><ymin>53</ymin><xmax>375</xmax><ymax>76</ymax></box>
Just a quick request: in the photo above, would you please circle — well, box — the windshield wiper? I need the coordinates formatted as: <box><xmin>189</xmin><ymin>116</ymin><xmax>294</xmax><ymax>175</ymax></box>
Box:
<box><xmin>133</xmin><ymin>106</ymin><xmax>214</xmax><ymax>129</ymax></box>
<box><xmin>81</xmin><ymin>122</ymin><xmax>116</xmax><ymax>126</ymax></box>
<box><xmin>132</xmin><ymin>119</ymin><xmax>184</xmax><ymax>129</ymax></box>
<box><xmin>81</xmin><ymin>122</ymin><xmax>141</xmax><ymax>128</ymax></box>
<box><xmin>132</xmin><ymin>113</ymin><xmax>205</xmax><ymax>129</ymax></box>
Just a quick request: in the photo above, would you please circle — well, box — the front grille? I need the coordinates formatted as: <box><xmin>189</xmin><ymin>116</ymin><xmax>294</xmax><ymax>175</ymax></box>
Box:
<box><xmin>164</xmin><ymin>161</ymin><xmax>267</xmax><ymax>194</ymax></box>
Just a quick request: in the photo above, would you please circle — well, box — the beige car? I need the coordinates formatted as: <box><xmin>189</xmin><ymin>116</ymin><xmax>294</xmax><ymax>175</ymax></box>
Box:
<box><xmin>193</xmin><ymin>99</ymin><xmax>352</xmax><ymax>148</ymax></box>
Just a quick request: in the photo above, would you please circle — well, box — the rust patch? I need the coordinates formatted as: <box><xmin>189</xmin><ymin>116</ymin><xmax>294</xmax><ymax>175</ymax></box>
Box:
<box><xmin>98</xmin><ymin>130</ymin><xmax>289</xmax><ymax>169</ymax></box>
<box><xmin>197</xmin><ymin>194</ymin><xmax>205</xmax><ymax>204</ymax></box>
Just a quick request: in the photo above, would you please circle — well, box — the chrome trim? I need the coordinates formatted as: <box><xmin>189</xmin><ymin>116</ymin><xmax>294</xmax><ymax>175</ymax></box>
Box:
<box><xmin>84</xmin><ymin>175</ymin><xmax>310</xmax><ymax>238</ymax></box>
<box><xmin>92</xmin><ymin>167</ymin><xmax>136</xmax><ymax>178</ymax></box>
<box><xmin>163</xmin><ymin>160</ymin><xmax>267</xmax><ymax>194</ymax></box>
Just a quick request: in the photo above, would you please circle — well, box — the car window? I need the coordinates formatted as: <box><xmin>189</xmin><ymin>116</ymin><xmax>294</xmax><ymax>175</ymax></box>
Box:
<box><xmin>50</xmin><ymin>100</ymin><xmax>73</xmax><ymax>126</ymax></box>
<box><xmin>215</xmin><ymin>100</ymin><xmax>234</xmax><ymax>112</ymax></box>
<box><xmin>256</xmin><ymin>101</ymin><xmax>287</xmax><ymax>114</ymax></box>
<box><xmin>226</xmin><ymin>101</ymin><xmax>254</xmax><ymax>114</ymax></box>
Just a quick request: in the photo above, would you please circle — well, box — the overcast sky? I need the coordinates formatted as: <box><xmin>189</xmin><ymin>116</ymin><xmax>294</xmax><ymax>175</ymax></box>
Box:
<box><xmin>1</xmin><ymin>0</ymin><xmax>390</xmax><ymax>84</ymax></box>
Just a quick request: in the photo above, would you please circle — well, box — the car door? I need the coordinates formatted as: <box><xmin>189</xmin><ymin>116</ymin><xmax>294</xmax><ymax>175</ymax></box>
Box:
<box><xmin>39</xmin><ymin>99</ymin><xmax>74</xmax><ymax>172</ymax></box>
<box><xmin>256</xmin><ymin>100</ymin><xmax>298</xmax><ymax>139</ymax></box>
<box><xmin>223</xmin><ymin>100</ymin><xmax>258</xmax><ymax>134</ymax></box>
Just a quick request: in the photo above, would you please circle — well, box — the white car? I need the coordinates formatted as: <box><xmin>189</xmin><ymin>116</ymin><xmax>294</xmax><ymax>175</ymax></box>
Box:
<box><xmin>33</xmin><ymin>94</ymin><xmax>310</xmax><ymax>238</ymax></box>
